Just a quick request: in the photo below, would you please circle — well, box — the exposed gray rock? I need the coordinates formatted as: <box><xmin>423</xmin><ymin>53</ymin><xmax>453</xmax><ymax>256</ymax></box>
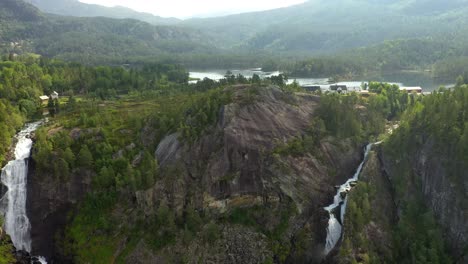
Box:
<box><xmin>149</xmin><ymin>86</ymin><xmax>364</xmax><ymax>262</ymax></box>
<box><xmin>381</xmin><ymin>140</ymin><xmax>468</xmax><ymax>260</ymax></box>
<box><xmin>27</xmin><ymin>158</ymin><xmax>93</xmax><ymax>261</ymax></box>
<box><xmin>113</xmin><ymin>149</ymin><xmax>125</xmax><ymax>160</ymax></box>
<box><xmin>126</xmin><ymin>143</ymin><xmax>136</xmax><ymax>151</ymax></box>
<box><xmin>155</xmin><ymin>133</ymin><xmax>182</xmax><ymax>167</ymax></box>
<box><xmin>132</xmin><ymin>151</ymin><xmax>144</xmax><ymax>167</ymax></box>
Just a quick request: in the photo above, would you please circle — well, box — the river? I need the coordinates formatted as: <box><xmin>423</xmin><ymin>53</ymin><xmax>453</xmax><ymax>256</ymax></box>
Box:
<box><xmin>189</xmin><ymin>69</ymin><xmax>453</xmax><ymax>92</ymax></box>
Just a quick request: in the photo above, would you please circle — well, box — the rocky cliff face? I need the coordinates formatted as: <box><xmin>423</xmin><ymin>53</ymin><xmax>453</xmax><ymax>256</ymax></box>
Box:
<box><xmin>413</xmin><ymin>145</ymin><xmax>467</xmax><ymax>261</ymax></box>
<box><xmin>338</xmin><ymin>141</ymin><xmax>467</xmax><ymax>263</ymax></box>
<box><xmin>135</xmin><ymin>86</ymin><xmax>364</xmax><ymax>263</ymax></box>
<box><xmin>26</xmin><ymin>157</ymin><xmax>92</xmax><ymax>261</ymax></box>
<box><xmin>24</xmin><ymin>86</ymin><xmax>367</xmax><ymax>263</ymax></box>
<box><xmin>381</xmin><ymin>141</ymin><xmax>468</xmax><ymax>262</ymax></box>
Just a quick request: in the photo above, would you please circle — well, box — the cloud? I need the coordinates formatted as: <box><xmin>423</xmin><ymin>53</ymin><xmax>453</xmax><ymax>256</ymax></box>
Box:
<box><xmin>79</xmin><ymin>0</ymin><xmax>306</xmax><ymax>18</ymax></box>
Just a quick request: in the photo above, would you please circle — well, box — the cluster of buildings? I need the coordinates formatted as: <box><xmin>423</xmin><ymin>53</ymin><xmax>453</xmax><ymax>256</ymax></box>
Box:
<box><xmin>301</xmin><ymin>83</ymin><xmax>423</xmax><ymax>95</ymax></box>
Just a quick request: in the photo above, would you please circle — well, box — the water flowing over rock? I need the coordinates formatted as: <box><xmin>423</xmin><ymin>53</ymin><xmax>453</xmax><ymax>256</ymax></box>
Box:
<box><xmin>0</xmin><ymin>122</ymin><xmax>41</xmax><ymax>253</ymax></box>
<box><xmin>323</xmin><ymin>143</ymin><xmax>378</xmax><ymax>255</ymax></box>
<box><xmin>1</xmin><ymin>122</ymin><xmax>40</xmax><ymax>252</ymax></box>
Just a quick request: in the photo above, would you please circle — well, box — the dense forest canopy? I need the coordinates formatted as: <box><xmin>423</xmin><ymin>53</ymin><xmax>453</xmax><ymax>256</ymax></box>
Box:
<box><xmin>0</xmin><ymin>54</ymin><xmax>188</xmax><ymax>165</ymax></box>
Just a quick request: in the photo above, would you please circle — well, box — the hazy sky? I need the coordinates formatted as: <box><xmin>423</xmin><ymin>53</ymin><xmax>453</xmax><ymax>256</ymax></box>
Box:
<box><xmin>78</xmin><ymin>0</ymin><xmax>306</xmax><ymax>18</ymax></box>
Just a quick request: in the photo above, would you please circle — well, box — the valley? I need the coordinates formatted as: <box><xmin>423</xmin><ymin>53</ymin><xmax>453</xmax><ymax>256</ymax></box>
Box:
<box><xmin>0</xmin><ymin>0</ymin><xmax>467</xmax><ymax>263</ymax></box>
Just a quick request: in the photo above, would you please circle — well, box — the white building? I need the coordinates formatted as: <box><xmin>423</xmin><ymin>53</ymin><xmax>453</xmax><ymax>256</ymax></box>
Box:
<box><xmin>51</xmin><ymin>91</ymin><xmax>59</xmax><ymax>100</ymax></box>
<box><xmin>399</xmin><ymin>86</ymin><xmax>423</xmax><ymax>94</ymax></box>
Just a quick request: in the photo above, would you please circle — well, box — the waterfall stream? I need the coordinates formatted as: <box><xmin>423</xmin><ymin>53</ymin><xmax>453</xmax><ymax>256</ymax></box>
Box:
<box><xmin>0</xmin><ymin>122</ymin><xmax>44</xmax><ymax>262</ymax></box>
<box><xmin>323</xmin><ymin>142</ymin><xmax>379</xmax><ymax>255</ymax></box>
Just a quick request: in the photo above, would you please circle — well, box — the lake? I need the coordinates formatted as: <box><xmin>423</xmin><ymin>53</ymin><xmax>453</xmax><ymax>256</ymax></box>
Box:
<box><xmin>189</xmin><ymin>69</ymin><xmax>454</xmax><ymax>92</ymax></box>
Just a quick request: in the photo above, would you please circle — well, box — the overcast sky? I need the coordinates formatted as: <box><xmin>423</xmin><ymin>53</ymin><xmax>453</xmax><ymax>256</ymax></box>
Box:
<box><xmin>78</xmin><ymin>0</ymin><xmax>306</xmax><ymax>18</ymax></box>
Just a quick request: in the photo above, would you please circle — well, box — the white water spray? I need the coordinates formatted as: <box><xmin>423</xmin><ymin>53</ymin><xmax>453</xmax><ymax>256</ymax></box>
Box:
<box><xmin>0</xmin><ymin>122</ymin><xmax>41</xmax><ymax>253</ymax></box>
<box><xmin>323</xmin><ymin>142</ymin><xmax>380</xmax><ymax>255</ymax></box>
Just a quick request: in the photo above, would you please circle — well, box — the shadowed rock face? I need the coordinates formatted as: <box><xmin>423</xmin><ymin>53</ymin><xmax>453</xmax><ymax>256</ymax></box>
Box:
<box><xmin>416</xmin><ymin>156</ymin><xmax>467</xmax><ymax>260</ymax></box>
<box><xmin>26</xmin><ymin>157</ymin><xmax>92</xmax><ymax>261</ymax></box>
<box><xmin>148</xmin><ymin>86</ymin><xmax>364</xmax><ymax>262</ymax></box>
<box><xmin>381</xmin><ymin>140</ymin><xmax>468</xmax><ymax>261</ymax></box>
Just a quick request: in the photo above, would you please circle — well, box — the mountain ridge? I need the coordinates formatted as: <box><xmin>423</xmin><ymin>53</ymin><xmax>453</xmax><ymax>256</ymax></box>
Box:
<box><xmin>18</xmin><ymin>0</ymin><xmax>468</xmax><ymax>56</ymax></box>
<box><xmin>23</xmin><ymin>0</ymin><xmax>180</xmax><ymax>25</ymax></box>
<box><xmin>0</xmin><ymin>0</ymin><xmax>218</xmax><ymax>64</ymax></box>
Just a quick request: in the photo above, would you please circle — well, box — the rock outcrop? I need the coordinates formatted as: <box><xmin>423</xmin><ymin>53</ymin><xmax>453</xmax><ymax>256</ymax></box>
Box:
<box><xmin>26</xmin><ymin>157</ymin><xmax>93</xmax><ymax>261</ymax></box>
<box><xmin>138</xmin><ymin>86</ymin><xmax>365</xmax><ymax>262</ymax></box>
<box><xmin>24</xmin><ymin>85</ymin><xmax>367</xmax><ymax>263</ymax></box>
<box><xmin>340</xmin><ymin>142</ymin><xmax>467</xmax><ymax>263</ymax></box>
<box><xmin>381</xmin><ymin>140</ymin><xmax>468</xmax><ymax>262</ymax></box>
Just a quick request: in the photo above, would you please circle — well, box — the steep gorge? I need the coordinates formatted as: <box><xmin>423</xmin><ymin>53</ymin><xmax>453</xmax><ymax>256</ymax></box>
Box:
<box><xmin>331</xmin><ymin>84</ymin><xmax>468</xmax><ymax>264</ymax></box>
<box><xmin>21</xmin><ymin>84</ymin><xmax>467</xmax><ymax>263</ymax></box>
<box><xmin>25</xmin><ymin>86</ymin><xmax>367</xmax><ymax>263</ymax></box>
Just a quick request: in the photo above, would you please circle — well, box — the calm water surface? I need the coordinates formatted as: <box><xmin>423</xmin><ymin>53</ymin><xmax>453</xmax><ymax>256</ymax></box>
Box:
<box><xmin>189</xmin><ymin>69</ymin><xmax>453</xmax><ymax>92</ymax></box>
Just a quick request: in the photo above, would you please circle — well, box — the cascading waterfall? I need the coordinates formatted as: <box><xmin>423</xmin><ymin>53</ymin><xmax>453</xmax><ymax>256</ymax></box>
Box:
<box><xmin>0</xmin><ymin>122</ymin><xmax>42</xmax><ymax>256</ymax></box>
<box><xmin>323</xmin><ymin>142</ymin><xmax>380</xmax><ymax>256</ymax></box>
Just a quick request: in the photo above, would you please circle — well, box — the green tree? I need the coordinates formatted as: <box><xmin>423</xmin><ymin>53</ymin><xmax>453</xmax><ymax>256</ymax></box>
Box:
<box><xmin>47</xmin><ymin>97</ymin><xmax>55</xmax><ymax>116</ymax></box>
<box><xmin>456</xmin><ymin>75</ymin><xmax>465</xmax><ymax>86</ymax></box>
<box><xmin>185</xmin><ymin>204</ymin><xmax>202</xmax><ymax>232</ymax></box>
<box><xmin>77</xmin><ymin>145</ymin><xmax>93</xmax><ymax>168</ymax></box>
<box><xmin>251</xmin><ymin>74</ymin><xmax>261</xmax><ymax>84</ymax></box>
<box><xmin>97</xmin><ymin>166</ymin><xmax>115</xmax><ymax>188</ymax></box>
<box><xmin>63</xmin><ymin>147</ymin><xmax>75</xmax><ymax>167</ymax></box>
<box><xmin>139</xmin><ymin>151</ymin><xmax>158</xmax><ymax>188</ymax></box>
<box><xmin>203</xmin><ymin>222</ymin><xmax>220</xmax><ymax>244</ymax></box>
<box><xmin>67</xmin><ymin>95</ymin><xmax>77</xmax><ymax>111</ymax></box>
<box><xmin>54</xmin><ymin>158</ymin><xmax>70</xmax><ymax>181</ymax></box>
<box><xmin>0</xmin><ymin>219</ymin><xmax>15</xmax><ymax>264</ymax></box>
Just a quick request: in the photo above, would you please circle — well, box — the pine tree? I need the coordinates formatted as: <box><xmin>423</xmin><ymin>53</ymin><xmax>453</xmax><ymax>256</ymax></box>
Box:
<box><xmin>77</xmin><ymin>145</ymin><xmax>93</xmax><ymax>168</ymax></box>
<box><xmin>63</xmin><ymin>147</ymin><xmax>75</xmax><ymax>168</ymax></box>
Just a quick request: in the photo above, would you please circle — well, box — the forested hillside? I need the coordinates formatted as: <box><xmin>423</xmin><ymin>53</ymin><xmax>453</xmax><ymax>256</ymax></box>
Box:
<box><xmin>14</xmin><ymin>0</ymin><xmax>468</xmax><ymax>79</ymax></box>
<box><xmin>280</xmin><ymin>38</ymin><xmax>468</xmax><ymax>80</ymax></box>
<box><xmin>182</xmin><ymin>0</ymin><xmax>468</xmax><ymax>53</ymax></box>
<box><xmin>382</xmin><ymin>81</ymin><xmax>468</xmax><ymax>262</ymax></box>
<box><xmin>0</xmin><ymin>0</ymin><xmax>217</xmax><ymax>64</ymax></box>
<box><xmin>336</xmin><ymin>80</ymin><xmax>468</xmax><ymax>264</ymax></box>
<box><xmin>0</xmin><ymin>54</ymin><xmax>188</xmax><ymax>165</ymax></box>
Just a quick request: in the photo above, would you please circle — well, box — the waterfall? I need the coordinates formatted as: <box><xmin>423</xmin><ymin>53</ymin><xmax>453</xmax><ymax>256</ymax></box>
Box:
<box><xmin>323</xmin><ymin>142</ymin><xmax>380</xmax><ymax>256</ymax></box>
<box><xmin>0</xmin><ymin>122</ymin><xmax>41</xmax><ymax>253</ymax></box>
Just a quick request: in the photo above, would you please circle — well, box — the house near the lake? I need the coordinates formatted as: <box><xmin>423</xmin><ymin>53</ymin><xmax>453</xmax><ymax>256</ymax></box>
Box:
<box><xmin>399</xmin><ymin>86</ymin><xmax>422</xmax><ymax>94</ymax></box>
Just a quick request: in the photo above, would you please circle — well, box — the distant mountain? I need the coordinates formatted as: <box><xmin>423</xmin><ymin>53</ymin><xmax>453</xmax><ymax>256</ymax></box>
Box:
<box><xmin>182</xmin><ymin>0</ymin><xmax>468</xmax><ymax>54</ymax></box>
<box><xmin>2</xmin><ymin>0</ymin><xmax>468</xmax><ymax>69</ymax></box>
<box><xmin>0</xmin><ymin>0</ymin><xmax>215</xmax><ymax>64</ymax></box>
<box><xmin>15</xmin><ymin>0</ymin><xmax>468</xmax><ymax>57</ymax></box>
<box><xmin>394</xmin><ymin>0</ymin><xmax>468</xmax><ymax>14</ymax></box>
<box><xmin>24</xmin><ymin>0</ymin><xmax>179</xmax><ymax>25</ymax></box>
